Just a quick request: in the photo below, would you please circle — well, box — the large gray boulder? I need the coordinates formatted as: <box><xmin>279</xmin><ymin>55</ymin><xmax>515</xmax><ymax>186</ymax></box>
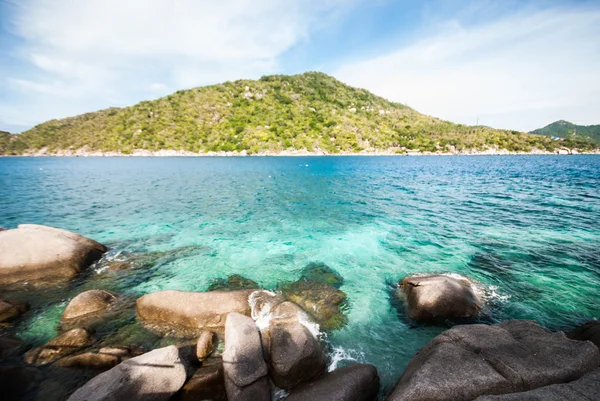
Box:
<box><xmin>386</xmin><ymin>320</ymin><xmax>600</xmax><ymax>401</ymax></box>
<box><xmin>398</xmin><ymin>274</ymin><xmax>481</xmax><ymax>320</ymax></box>
<box><xmin>268</xmin><ymin>302</ymin><xmax>327</xmax><ymax>389</ymax></box>
<box><xmin>222</xmin><ymin>312</ymin><xmax>270</xmax><ymax>401</ymax></box>
<box><xmin>67</xmin><ymin>345</ymin><xmax>188</xmax><ymax>401</ymax></box>
<box><xmin>286</xmin><ymin>363</ymin><xmax>380</xmax><ymax>401</ymax></box>
<box><xmin>61</xmin><ymin>290</ymin><xmax>118</xmax><ymax>322</ymax></box>
<box><xmin>474</xmin><ymin>368</ymin><xmax>600</xmax><ymax>401</ymax></box>
<box><xmin>0</xmin><ymin>224</ymin><xmax>107</xmax><ymax>285</ymax></box>
<box><xmin>136</xmin><ymin>290</ymin><xmax>254</xmax><ymax>335</ymax></box>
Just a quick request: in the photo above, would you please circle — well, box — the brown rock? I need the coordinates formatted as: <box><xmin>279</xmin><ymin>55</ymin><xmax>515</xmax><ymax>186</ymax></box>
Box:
<box><xmin>56</xmin><ymin>352</ymin><xmax>120</xmax><ymax>370</ymax></box>
<box><xmin>61</xmin><ymin>290</ymin><xmax>118</xmax><ymax>322</ymax></box>
<box><xmin>281</xmin><ymin>280</ymin><xmax>347</xmax><ymax>330</ymax></box>
<box><xmin>0</xmin><ymin>298</ymin><xmax>29</xmax><ymax>322</ymax></box>
<box><xmin>399</xmin><ymin>274</ymin><xmax>481</xmax><ymax>321</ymax></box>
<box><xmin>25</xmin><ymin>328</ymin><xmax>95</xmax><ymax>365</ymax></box>
<box><xmin>0</xmin><ymin>224</ymin><xmax>107</xmax><ymax>285</ymax></box>
<box><xmin>136</xmin><ymin>290</ymin><xmax>254</xmax><ymax>335</ymax></box>
<box><xmin>180</xmin><ymin>357</ymin><xmax>227</xmax><ymax>401</ymax></box>
<box><xmin>196</xmin><ymin>331</ymin><xmax>216</xmax><ymax>361</ymax></box>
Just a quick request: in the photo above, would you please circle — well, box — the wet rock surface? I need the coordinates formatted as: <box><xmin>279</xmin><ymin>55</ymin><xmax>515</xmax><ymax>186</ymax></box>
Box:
<box><xmin>387</xmin><ymin>320</ymin><xmax>600</xmax><ymax>401</ymax></box>
<box><xmin>61</xmin><ymin>290</ymin><xmax>118</xmax><ymax>322</ymax></box>
<box><xmin>0</xmin><ymin>225</ymin><xmax>107</xmax><ymax>285</ymax></box>
<box><xmin>25</xmin><ymin>328</ymin><xmax>95</xmax><ymax>366</ymax></box>
<box><xmin>286</xmin><ymin>363</ymin><xmax>380</xmax><ymax>401</ymax></box>
<box><xmin>280</xmin><ymin>279</ymin><xmax>348</xmax><ymax>330</ymax></box>
<box><xmin>299</xmin><ymin>262</ymin><xmax>344</xmax><ymax>288</ymax></box>
<box><xmin>398</xmin><ymin>274</ymin><xmax>482</xmax><ymax>321</ymax></box>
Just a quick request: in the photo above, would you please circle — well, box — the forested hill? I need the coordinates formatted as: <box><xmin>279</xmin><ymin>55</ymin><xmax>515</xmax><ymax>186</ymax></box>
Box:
<box><xmin>531</xmin><ymin>120</ymin><xmax>600</xmax><ymax>145</ymax></box>
<box><xmin>0</xmin><ymin>72</ymin><xmax>594</xmax><ymax>155</ymax></box>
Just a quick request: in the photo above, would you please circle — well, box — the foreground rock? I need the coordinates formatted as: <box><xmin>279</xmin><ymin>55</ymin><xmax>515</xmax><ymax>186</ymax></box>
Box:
<box><xmin>180</xmin><ymin>357</ymin><xmax>227</xmax><ymax>401</ymax></box>
<box><xmin>287</xmin><ymin>363</ymin><xmax>380</xmax><ymax>401</ymax></box>
<box><xmin>0</xmin><ymin>338</ymin><xmax>22</xmax><ymax>360</ymax></box>
<box><xmin>136</xmin><ymin>290</ymin><xmax>254</xmax><ymax>335</ymax></box>
<box><xmin>398</xmin><ymin>274</ymin><xmax>481</xmax><ymax>320</ymax></box>
<box><xmin>61</xmin><ymin>290</ymin><xmax>118</xmax><ymax>322</ymax></box>
<box><xmin>25</xmin><ymin>328</ymin><xmax>95</xmax><ymax>366</ymax></box>
<box><xmin>0</xmin><ymin>365</ymin><xmax>42</xmax><ymax>401</ymax></box>
<box><xmin>0</xmin><ymin>224</ymin><xmax>107</xmax><ymax>285</ymax></box>
<box><xmin>68</xmin><ymin>345</ymin><xmax>188</xmax><ymax>401</ymax></box>
<box><xmin>222</xmin><ymin>312</ymin><xmax>270</xmax><ymax>401</ymax></box>
<box><xmin>0</xmin><ymin>298</ymin><xmax>29</xmax><ymax>322</ymax></box>
<box><xmin>567</xmin><ymin>320</ymin><xmax>600</xmax><ymax>349</ymax></box>
<box><xmin>474</xmin><ymin>368</ymin><xmax>600</xmax><ymax>400</ymax></box>
<box><xmin>268</xmin><ymin>302</ymin><xmax>327</xmax><ymax>389</ymax></box>
<box><xmin>281</xmin><ymin>279</ymin><xmax>348</xmax><ymax>330</ymax></box>
<box><xmin>387</xmin><ymin>320</ymin><xmax>600</xmax><ymax>401</ymax></box>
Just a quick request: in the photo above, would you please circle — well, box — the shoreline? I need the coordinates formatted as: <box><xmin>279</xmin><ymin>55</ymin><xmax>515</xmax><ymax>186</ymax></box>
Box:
<box><xmin>2</xmin><ymin>147</ymin><xmax>600</xmax><ymax>157</ymax></box>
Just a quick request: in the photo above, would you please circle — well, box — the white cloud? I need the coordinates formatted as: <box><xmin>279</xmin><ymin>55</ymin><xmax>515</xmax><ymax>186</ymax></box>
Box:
<box><xmin>336</xmin><ymin>7</ymin><xmax>600</xmax><ymax>131</ymax></box>
<box><xmin>2</xmin><ymin>0</ymin><xmax>352</xmax><ymax>130</ymax></box>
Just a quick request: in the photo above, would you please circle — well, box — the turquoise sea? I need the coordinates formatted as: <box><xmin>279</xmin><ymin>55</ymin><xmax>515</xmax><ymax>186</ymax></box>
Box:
<box><xmin>1</xmin><ymin>155</ymin><xmax>599</xmax><ymax>393</ymax></box>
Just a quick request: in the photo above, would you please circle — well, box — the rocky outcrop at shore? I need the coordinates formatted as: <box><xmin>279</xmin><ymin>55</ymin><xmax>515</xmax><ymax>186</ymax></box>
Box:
<box><xmin>386</xmin><ymin>320</ymin><xmax>600</xmax><ymax>401</ymax></box>
<box><xmin>398</xmin><ymin>274</ymin><xmax>482</xmax><ymax>321</ymax></box>
<box><xmin>0</xmin><ymin>225</ymin><xmax>107</xmax><ymax>285</ymax></box>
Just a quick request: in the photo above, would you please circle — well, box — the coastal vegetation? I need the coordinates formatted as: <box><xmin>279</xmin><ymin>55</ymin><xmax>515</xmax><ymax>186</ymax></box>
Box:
<box><xmin>531</xmin><ymin>120</ymin><xmax>600</xmax><ymax>144</ymax></box>
<box><xmin>1</xmin><ymin>72</ymin><xmax>595</xmax><ymax>155</ymax></box>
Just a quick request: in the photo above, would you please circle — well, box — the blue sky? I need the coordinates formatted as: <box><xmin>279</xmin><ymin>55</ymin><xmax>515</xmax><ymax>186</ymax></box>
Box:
<box><xmin>0</xmin><ymin>0</ymin><xmax>599</xmax><ymax>133</ymax></box>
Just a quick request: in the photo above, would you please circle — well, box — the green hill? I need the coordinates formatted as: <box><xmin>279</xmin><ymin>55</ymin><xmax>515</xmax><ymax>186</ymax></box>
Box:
<box><xmin>531</xmin><ymin>120</ymin><xmax>600</xmax><ymax>145</ymax></box>
<box><xmin>0</xmin><ymin>72</ymin><xmax>594</xmax><ymax>155</ymax></box>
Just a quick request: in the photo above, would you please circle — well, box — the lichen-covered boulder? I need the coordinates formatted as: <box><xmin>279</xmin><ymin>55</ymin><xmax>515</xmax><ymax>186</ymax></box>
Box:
<box><xmin>61</xmin><ymin>290</ymin><xmax>118</xmax><ymax>322</ymax></box>
<box><xmin>286</xmin><ymin>363</ymin><xmax>380</xmax><ymax>401</ymax></box>
<box><xmin>25</xmin><ymin>328</ymin><xmax>95</xmax><ymax>366</ymax></box>
<box><xmin>300</xmin><ymin>262</ymin><xmax>344</xmax><ymax>288</ymax></box>
<box><xmin>0</xmin><ymin>298</ymin><xmax>29</xmax><ymax>322</ymax></box>
<box><xmin>180</xmin><ymin>357</ymin><xmax>227</xmax><ymax>401</ymax></box>
<box><xmin>222</xmin><ymin>312</ymin><xmax>270</xmax><ymax>401</ymax></box>
<box><xmin>136</xmin><ymin>290</ymin><xmax>254</xmax><ymax>336</ymax></box>
<box><xmin>0</xmin><ymin>224</ymin><xmax>107</xmax><ymax>285</ymax></box>
<box><xmin>67</xmin><ymin>345</ymin><xmax>188</xmax><ymax>401</ymax></box>
<box><xmin>398</xmin><ymin>274</ymin><xmax>481</xmax><ymax>321</ymax></box>
<box><xmin>474</xmin><ymin>368</ymin><xmax>600</xmax><ymax>401</ymax></box>
<box><xmin>268</xmin><ymin>302</ymin><xmax>327</xmax><ymax>389</ymax></box>
<box><xmin>280</xmin><ymin>280</ymin><xmax>348</xmax><ymax>330</ymax></box>
<box><xmin>386</xmin><ymin>320</ymin><xmax>600</xmax><ymax>401</ymax></box>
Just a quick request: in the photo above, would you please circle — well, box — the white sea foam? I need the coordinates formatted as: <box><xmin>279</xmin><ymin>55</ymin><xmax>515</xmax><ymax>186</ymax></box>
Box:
<box><xmin>327</xmin><ymin>346</ymin><xmax>365</xmax><ymax>372</ymax></box>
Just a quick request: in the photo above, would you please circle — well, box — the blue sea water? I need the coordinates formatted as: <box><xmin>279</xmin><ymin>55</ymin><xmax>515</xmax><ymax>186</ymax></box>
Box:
<box><xmin>1</xmin><ymin>155</ymin><xmax>599</xmax><ymax>393</ymax></box>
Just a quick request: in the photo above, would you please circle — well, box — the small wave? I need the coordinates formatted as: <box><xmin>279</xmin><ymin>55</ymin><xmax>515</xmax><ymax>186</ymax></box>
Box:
<box><xmin>328</xmin><ymin>346</ymin><xmax>365</xmax><ymax>372</ymax></box>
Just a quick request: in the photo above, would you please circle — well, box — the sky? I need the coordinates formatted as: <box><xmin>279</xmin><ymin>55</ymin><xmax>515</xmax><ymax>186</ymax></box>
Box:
<box><xmin>0</xmin><ymin>0</ymin><xmax>598</xmax><ymax>133</ymax></box>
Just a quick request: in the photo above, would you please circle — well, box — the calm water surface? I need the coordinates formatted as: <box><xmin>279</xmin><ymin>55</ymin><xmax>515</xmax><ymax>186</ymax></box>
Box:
<box><xmin>1</xmin><ymin>155</ymin><xmax>599</xmax><ymax>394</ymax></box>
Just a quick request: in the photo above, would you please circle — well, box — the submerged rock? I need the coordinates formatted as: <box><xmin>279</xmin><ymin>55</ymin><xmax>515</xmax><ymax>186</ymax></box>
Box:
<box><xmin>300</xmin><ymin>262</ymin><xmax>344</xmax><ymax>288</ymax></box>
<box><xmin>474</xmin><ymin>368</ymin><xmax>600</xmax><ymax>400</ymax></box>
<box><xmin>286</xmin><ymin>363</ymin><xmax>380</xmax><ymax>401</ymax></box>
<box><xmin>61</xmin><ymin>290</ymin><xmax>118</xmax><ymax>322</ymax></box>
<box><xmin>280</xmin><ymin>279</ymin><xmax>348</xmax><ymax>330</ymax></box>
<box><xmin>0</xmin><ymin>224</ymin><xmax>107</xmax><ymax>285</ymax></box>
<box><xmin>386</xmin><ymin>320</ymin><xmax>600</xmax><ymax>401</ymax></box>
<box><xmin>0</xmin><ymin>298</ymin><xmax>29</xmax><ymax>322</ymax></box>
<box><xmin>25</xmin><ymin>328</ymin><xmax>95</xmax><ymax>366</ymax></box>
<box><xmin>136</xmin><ymin>289</ymin><xmax>254</xmax><ymax>336</ymax></box>
<box><xmin>207</xmin><ymin>274</ymin><xmax>259</xmax><ymax>291</ymax></box>
<box><xmin>67</xmin><ymin>345</ymin><xmax>188</xmax><ymax>401</ymax></box>
<box><xmin>180</xmin><ymin>357</ymin><xmax>227</xmax><ymax>401</ymax></box>
<box><xmin>398</xmin><ymin>274</ymin><xmax>481</xmax><ymax>321</ymax></box>
<box><xmin>222</xmin><ymin>312</ymin><xmax>270</xmax><ymax>401</ymax></box>
<box><xmin>566</xmin><ymin>320</ymin><xmax>600</xmax><ymax>350</ymax></box>
<box><xmin>268</xmin><ymin>302</ymin><xmax>327</xmax><ymax>389</ymax></box>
